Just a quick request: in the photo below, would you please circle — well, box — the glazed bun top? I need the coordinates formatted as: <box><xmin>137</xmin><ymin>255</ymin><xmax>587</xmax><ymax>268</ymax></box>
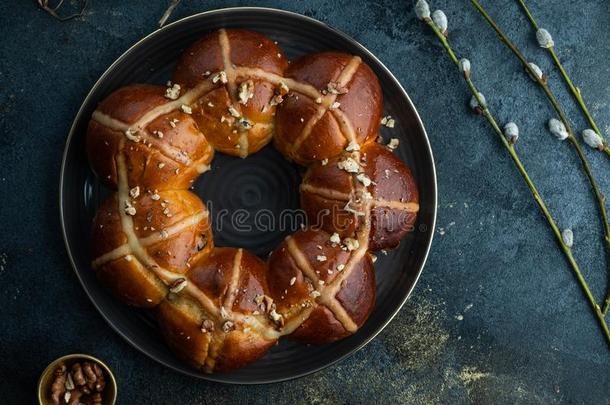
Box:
<box><xmin>274</xmin><ymin>52</ymin><xmax>383</xmax><ymax>165</ymax></box>
<box><xmin>87</xmin><ymin>84</ymin><xmax>214</xmax><ymax>191</ymax></box>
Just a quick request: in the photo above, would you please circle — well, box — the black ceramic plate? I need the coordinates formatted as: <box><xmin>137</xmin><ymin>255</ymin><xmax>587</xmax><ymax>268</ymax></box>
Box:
<box><xmin>59</xmin><ymin>7</ymin><xmax>437</xmax><ymax>384</ymax></box>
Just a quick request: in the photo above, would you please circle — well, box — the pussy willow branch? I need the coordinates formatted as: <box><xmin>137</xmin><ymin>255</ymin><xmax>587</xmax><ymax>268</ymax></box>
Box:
<box><xmin>420</xmin><ymin>16</ymin><xmax>610</xmax><ymax>347</ymax></box>
<box><xmin>516</xmin><ymin>0</ymin><xmax>610</xmax><ymax>158</ymax></box>
<box><xmin>471</xmin><ymin>0</ymin><xmax>610</xmax><ymax>318</ymax></box>
<box><xmin>515</xmin><ymin>0</ymin><xmax>610</xmax><ymax>315</ymax></box>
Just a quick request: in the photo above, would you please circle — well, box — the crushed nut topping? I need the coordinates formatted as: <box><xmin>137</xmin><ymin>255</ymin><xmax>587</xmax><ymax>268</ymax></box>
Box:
<box><xmin>330</xmin><ymin>101</ymin><xmax>341</xmax><ymax>110</ymax></box>
<box><xmin>330</xmin><ymin>233</ymin><xmax>341</xmax><ymax>245</ymax></box>
<box><xmin>316</xmin><ymin>255</ymin><xmax>327</xmax><ymax>262</ymax></box>
<box><xmin>212</xmin><ymin>71</ymin><xmax>228</xmax><ymax>84</ymax></box>
<box><xmin>238</xmin><ymin>80</ymin><xmax>255</xmax><ymax>105</ymax></box>
<box><xmin>314</xmin><ymin>97</ymin><xmax>322</xmax><ymax>104</ymax></box>
<box><xmin>327</xmin><ymin>82</ymin><xmax>348</xmax><ymax>95</ymax></box>
<box><xmin>154</xmin><ymin>130</ymin><xmax>164</xmax><ymax>138</ymax></box>
<box><xmin>228</xmin><ymin>106</ymin><xmax>241</xmax><ymax>118</ymax></box>
<box><xmin>356</xmin><ymin>173</ymin><xmax>372</xmax><ymax>187</ymax></box>
<box><xmin>124</xmin><ymin>200</ymin><xmax>136</xmax><ymax>216</ymax></box>
<box><xmin>129</xmin><ymin>186</ymin><xmax>140</xmax><ymax>198</ymax></box>
<box><xmin>345</xmin><ymin>141</ymin><xmax>360</xmax><ymax>152</ymax></box>
<box><xmin>222</xmin><ymin>320</ymin><xmax>235</xmax><ymax>332</ymax></box>
<box><xmin>337</xmin><ymin>157</ymin><xmax>360</xmax><ymax>173</ymax></box>
<box><xmin>165</xmin><ymin>83</ymin><xmax>181</xmax><ymax>100</ymax></box>
<box><xmin>180</xmin><ymin>104</ymin><xmax>192</xmax><ymax>114</ymax></box>
<box><xmin>381</xmin><ymin>115</ymin><xmax>395</xmax><ymax>128</ymax></box>
<box><xmin>220</xmin><ymin>306</ymin><xmax>229</xmax><ymax>319</ymax></box>
<box><xmin>169</xmin><ymin>278</ymin><xmax>187</xmax><ymax>293</ymax></box>
<box><xmin>124</xmin><ymin>255</ymin><xmax>132</xmax><ymax>262</ymax></box>
<box><xmin>269</xmin><ymin>308</ymin><xmax>284</xmax><ymax>327</ymax></box>
<box><xmin>157</xmin><ymin>162</ymin><xmax>165</xmax><ymax>169</ymax></box>
<box><xmin>200</xmin><ymin>319</ymin><xmax>214</xmax><ymax>333</ymax></box>
<box><xmin>343</xmin><ymin>238</ymin><xmax>360</xmax><ymax>251</ymax></box>
<box><xmin>151</xmin><ymin>193</ymin><xmax>160</xmax><ymax>201</ymax></box>
<box><xmin>310</xmin><ymin>290</ymin><xmax>321</xmax><ymax>298</ymax></box>
<box><xmin>289</xmin><ymin>276</ymin><xmax>297</xmax><ymax>286</ymax></box>
<box><xmin>321</xmin><ymin>158</ymin><xmax>329</xmax><ymax>166</ymax></box>
<box><xmin>387</xmin><ymin>138</ymin><xmax>400</xmax><ymax>150</ymax></box>
<box><xmin>160</xmin><ymin>229</ymin><xmax>169</xmax><ymax>239</ymax></box>
<box><xmin>269</xmin><ymin>94</ymin><xmax>284</xmax><ymax>106</ymax></box>
<box><xmin>254</xmin><ymin>294</ymin><xmax>274</xmax><ymax>313</ymax></box>
<box><xmin>337</xmin><ymin>264</ymin><xmax>345</xmax><ymax>271</ymax></box>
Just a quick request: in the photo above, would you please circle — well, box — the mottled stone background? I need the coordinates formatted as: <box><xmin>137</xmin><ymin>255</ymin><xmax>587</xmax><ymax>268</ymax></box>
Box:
<box><xmin>1</xmin><ymin>0</ymin><xmax>609</xmax><ymax>403</ymax></box>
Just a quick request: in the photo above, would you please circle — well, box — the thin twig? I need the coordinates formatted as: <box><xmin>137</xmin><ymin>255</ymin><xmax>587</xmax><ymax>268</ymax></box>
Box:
<box><xmin>516</xmin><ymin>0</ymin><xmax>610</xmax><ymax>314</ymax></box>
<box><xmin>471</xmin><ymin>0</ymin><xmax>610</xmax><ymax>320</ymax></box>
<box><xmin>516</xmin><ymin>0</ymin><xmax>610</xmax><ymax>158</ymax></box>
<box><xmin>159</xmin><ymin>0</ymin><xmax>181</xmax><ymax>27</ymax></box>
<box><xmin>420</xmin><ymin>15</ymin><xmax>610</xmax><ymax>347</ymax></box>
<box><xmin>37</xmin><ymin>0</ymin><xmax>87</xmax><ymax>21</ymax></box>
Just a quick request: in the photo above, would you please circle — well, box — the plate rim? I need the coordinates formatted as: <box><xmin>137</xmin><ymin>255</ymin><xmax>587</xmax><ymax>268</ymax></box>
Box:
<box><xmin>59</xmin><ymin>6</ymin><xmax>437</xmax><ymax>385</ymax></box>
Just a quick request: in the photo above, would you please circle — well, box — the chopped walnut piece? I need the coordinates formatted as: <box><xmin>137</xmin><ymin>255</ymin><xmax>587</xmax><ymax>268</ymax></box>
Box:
<box><xmin>345</xmin><ymin>141</ymin><xmax>360</xmax><ymax>152</ymax></box>
<box><xmin>329</xmin><ymin>233</ymin><xmax>341</xmax><ymax>245</ymax></box>
<box><xmin>124</xmin><ymin>200</ymin><xmax>136</xmax><ymax>216</ymax></box>
<box><xmin>327</xmin><ymin>81</ymin><xmax>348</xmax><ymax>95</ymax></box>
<box><xmin>387</xmin><ymin>138</ymin><xmax>400</xmax><ymax>150</ymax></box>
<box><xmin>180</xmin><ymin>105</ymin><xmax>192</xmax><ymax>114</ymax></box>
<box><xmin>356</xmin><ymin>173</ymin><xmax>372</xmax><ymax>187</ymax></box>
<box><xmin>337</xmin><ymin>157</ymin><xmax>360</xmax><ymax>173</ymax></box>
<box><xmin>269</xmin><ymin>308</ymin><xmax>284</xmax><ymax>327</ymax></box>
<box><xmin>310</xmin><ymin>290</ymin><xmax>321</xmax><ymax>298</ymax></box>
<box><xmin>380</xmin><ymin>115</ymin><xmax>396</xmax><ymax>128</ymax></box>
<box><xmin>222</xmin><ymin>320</ymin><xmax>235</xmax><ymax>332</ymax></box>
<box><xmin>330</xmin><ymin>101</ymin><xmax>341</xmax><ymax>110</ymax></box>
<box><xmin>343</xmin><ymin>238</ymin><xmax>360</xmax><ymax>251</ymax></box>
<box><xmin>238</xmin><ymin>80</ymin><xmax>255</xmax><ymax>104</ymax></box>
<box><xmin>200</xmin><ymin>319</ymin><xmax>214</xmax><ymax>333</ymax></box>
<box><xmin>228</xmin><ymin>106</ymin><xmax>241</xmax><ymax>118</ymax></box>
<box><xmin>212</xmin><ymin>71</ymin><xmax>228</xmax><ymax>84</ymax></box>
<box><xmin>129</xmin><ymin>186</ymin><xmax>140</xmax><ymax>198</ymax></box>
<box><xmin>164</xmin><ymin>83</ymin><xmax>181</xmax><ymax>100</ymax></box>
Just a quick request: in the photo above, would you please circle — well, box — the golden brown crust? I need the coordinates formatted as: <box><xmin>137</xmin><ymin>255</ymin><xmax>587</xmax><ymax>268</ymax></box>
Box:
<box><xmin>267</xmin><ymin>228</ymin><xmax>375</xmax><ymax>344</ymax></box>
<box><xmin>91</xmin><ymin>190</ymin><xmax>213</xmax><ymax>307</ymax></box>
<box><xmin>155</xmin><ymin>247</ymin><xmax>277</xmax><ymax>372</ymax></box>
<box><xmin>172</xmin><ymin>29</ymin><xmax>288</xmax><ymax>157</ymax></box>
<box><xmin>300</xmin><ymin>142</ymin><xmax>419</xmax><ymax>251</ymax></box>
<box><xmin>274</xmin><ymin>52</ymin><xmax>383</xmax><ymax>165</ymax></box>
<box><xmin>86</xmin><ymin>84</ymin><xmax>214</xmax><ymax>191</ymax></box>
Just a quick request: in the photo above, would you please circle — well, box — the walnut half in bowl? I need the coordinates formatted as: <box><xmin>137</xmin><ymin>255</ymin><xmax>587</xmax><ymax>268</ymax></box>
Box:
<box><xmin>37</xmin><ymin>354</ymin><xmax>117</xmax><ymax>405</ymax></box>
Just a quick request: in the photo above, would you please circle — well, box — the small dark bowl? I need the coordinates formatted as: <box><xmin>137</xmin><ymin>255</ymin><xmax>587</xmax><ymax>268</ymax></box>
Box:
<box><xmin>37</xmin><ymin>354</ymin><xmax>117</xmax><ymax>405</ymax></box>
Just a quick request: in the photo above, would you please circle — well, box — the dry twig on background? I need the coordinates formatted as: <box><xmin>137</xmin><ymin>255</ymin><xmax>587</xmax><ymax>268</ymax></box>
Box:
<box><xmin>159</xmin><ymin>0</ymin><xmax>182</xmax><ymax>27</ymax></box>
<box><xmin>37</xmin><ymin>0</ymin><xmax>88</xmax><ymax>21</ymax></box>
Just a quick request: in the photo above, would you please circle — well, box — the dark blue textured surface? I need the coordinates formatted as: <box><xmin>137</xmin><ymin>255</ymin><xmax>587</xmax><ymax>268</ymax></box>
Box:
<box><xmin>1</xmin><ymin>0</ymin><xmax>609</xmax><ymax>403</ymax></box>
